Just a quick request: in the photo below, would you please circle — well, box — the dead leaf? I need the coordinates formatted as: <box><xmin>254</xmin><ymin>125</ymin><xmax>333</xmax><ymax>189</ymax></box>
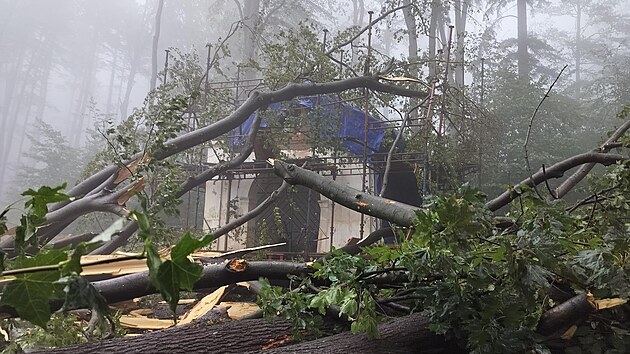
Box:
<box><xmin>226</xmin><ymin>259</ymin><xmax>248</xmax><ymax>272</ymax></box>
<box><xmin>561</xmin><ymin>325</ymin><xmax>578</xmax><ymax>340</ymax></box>
<box><xmin>355</xmin><ymin>201</ymin><xmax>369</xmax><ymax>207</ymax></box>
<box><xmin>178</xmin><ymin>286</ymin><xmax>227</xmax><ymax>325</ymax></box>
<box><xmin>595</xmin><ymin>298</ymin><xmax>627</xmax><ymax>310</ymax></box>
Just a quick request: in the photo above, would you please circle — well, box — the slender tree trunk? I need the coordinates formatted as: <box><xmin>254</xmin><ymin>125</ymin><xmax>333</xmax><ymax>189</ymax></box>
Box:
<box><xmin>105</xmin><ymin>49</ymin><xmax>118</xmax><ymax>116</ymax></box>
<box><xmin>240</xmin><ymin>0</ymin><xmax>260</xmax><ymax>84</ymax></box>
<box><xmin>0</xmin><ymin>49</ymin><xmax>24</xmax><ymax>197</ymax></box>
<box><xmin>120</xmin><ymin>52</ymin><xmax>139</xmax><ymax>121</ymax></box>
<box><xmin>71</xmin><ymin>29</ymin><xmax>98</xmax><ymax>147</ymax></box>
<box><xmin>15</xmin><ymin>42</ymin><xmax>53</xmax><ymax>172</ymax></box>
<box><xmin>454</xmin><ymin>0</ymin><xmax>468</xmax><ymax>88</ymax></box>
<box><xmin>517</xmin><ymin>0</ymin><xmax>528</xmax><ymax>80</ymax></box>
<box><xmin>0</xmin><ymin>50</ymin><xmax>37</xmax><ymax>193</ymax></box>
<box><xmin>402</xmin><ymin>0</ymin><xmax>420</xmax><ymax>133</ymax></box>
<box><xmin>428</xmin><ymin>0</ymin><xmax>440</xmax><ymax>79</ymax></box>
<box><xmin>575</xmin><ymin>1</ymin><xmax>582</xmax><ymax>91</ymax></box>
<box><xmin>150</xmin><ymin>0</ymin><xmax>165</xmax><ymax>91</ymax></box>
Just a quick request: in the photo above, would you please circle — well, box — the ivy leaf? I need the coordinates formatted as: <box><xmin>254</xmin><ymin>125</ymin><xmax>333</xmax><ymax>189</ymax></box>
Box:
<box><xmin>22</xmin><ymin>184</ymin><xmax>70</xmax><ymax>218</ymax></box>
<box><xmin>2</xmin><ymin>250</ymin><xmax>67</xmax><ymax>328</ymax></box>
<box><xmin>156</xmin><ymin>259</ymin><xmax>203</xmax><ymax>318</ymax></box>
<box><xmin>153</xmin><ymin>233</ymin><xmax>212</xmax><ymax>318</ymax></box>
<box><xmin>59</xmin><ymin>243</ymin><xmax>88</xmax><ymax>276</ymax></box>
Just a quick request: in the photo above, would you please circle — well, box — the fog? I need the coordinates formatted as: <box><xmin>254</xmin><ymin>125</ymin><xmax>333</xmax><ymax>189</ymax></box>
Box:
<box><xmin>1</xmin><ymin>0</ymin><xmax>629</xmax><ymax>209</ymax></box>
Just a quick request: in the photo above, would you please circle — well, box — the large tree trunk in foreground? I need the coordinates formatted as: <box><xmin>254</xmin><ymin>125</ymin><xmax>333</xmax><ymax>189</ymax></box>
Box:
<box><xmin>41</xmin><ymin>313</ymin><xmax>459</xmax><ymax>354</ymax></box>
<box><xmin>41</xmin><ymin>316</ymin><xmax>293</xmax><ymax>354</ymax></box>
<box><xmin>264</xmin><ymin>313</ymin><xmax>462</xmax><ymax>354</ymax></box>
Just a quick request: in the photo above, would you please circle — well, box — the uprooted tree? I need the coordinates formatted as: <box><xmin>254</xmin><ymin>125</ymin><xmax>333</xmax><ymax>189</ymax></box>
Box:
<box><xmin>2</xmin><ymin>11</ymin><xmax>630</xmax><ymax>354</ymax></box>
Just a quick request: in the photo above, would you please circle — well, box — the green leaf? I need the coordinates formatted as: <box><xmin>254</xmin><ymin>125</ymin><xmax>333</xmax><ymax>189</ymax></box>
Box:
<box><xmin>59</xmin><ymin>243</ymin><xmax>88</xmax><ymax>276</ymax></box>
<box><xmin>339</xmin><ymin>298</ymin><xmax>358</xmax><ymax>318</ymax></box>
<box><xmin>0</xmin><ymin>206</ymin><xmax>9</xmax><ymax>235</ymax></box>
<box><xmin>22</xmin><ymin>184</ymin><xmax>70</xmax><ymax>218</ymax></box>
<box><xmin>156</xmin><ymin>259</ymin><xmax>203</xmax><ymax>317</ymax></box>
<box><xmin>2</xmin><ymin>250</ymin><xmax>67</xmax><ymax>328</ymax></box>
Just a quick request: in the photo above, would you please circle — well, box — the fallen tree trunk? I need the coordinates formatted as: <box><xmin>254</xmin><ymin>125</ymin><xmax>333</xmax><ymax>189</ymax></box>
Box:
<box><xmin>261</xmin><ymin>313</ymin><xmax>463</xmax><ymax>354</ymax></box>
<box><xmin>0</xmin><ymin>260</ymin><xmax>311</xmax><ymax>318</ymax></box>
<box><xmin>40</xmin><ymin>316</ymin><xmax>294</xmax><ymax>353</ymax></box>
<box><xmin>40</xmin><ymin>313</ymin><xmax>460</xmax><ymax>354</ymax></box>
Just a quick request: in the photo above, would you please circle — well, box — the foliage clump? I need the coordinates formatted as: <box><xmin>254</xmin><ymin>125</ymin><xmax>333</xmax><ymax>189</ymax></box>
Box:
<box><xmin>258</xmin><ymin>158</ymin><xmax>630</xmax><ymax>352</ymax></box>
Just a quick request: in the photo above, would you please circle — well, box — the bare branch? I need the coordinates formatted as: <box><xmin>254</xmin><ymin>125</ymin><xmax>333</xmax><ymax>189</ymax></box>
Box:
<box><xmin>554</xmin><ymin>119</ymin><xmax>630</xmax><ymax>198</ymax></box>
<box><xmin>325</xmin><ymin>4</ymin><xmax>412</xmax><ymax>56</ymax></box>
<box><xmin>523</xmin><ymin>65</ymin><xmax>568</xmax><ymax>199</ymax></box>
<box><xmin>486</xmin><ymin>152</ymin><xmax>626</xmax><ymax>211</ymax></box>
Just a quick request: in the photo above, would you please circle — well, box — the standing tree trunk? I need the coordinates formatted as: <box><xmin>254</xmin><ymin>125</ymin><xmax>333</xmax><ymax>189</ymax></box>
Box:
<box><xmin>428</xmin><ymin>0</ymin><xmax>440</xmax><ymax>79</ymax></box>
<box><xmin>120</xmin><ymin>51</ymin><xmax>139</xmax><ymax>121</ymax></box>
<box><xmin>517</xmin><ymin>0</ymin><xmax>529</xmax><ymax>80</ymax></box>
<box><xmin>575</xmin><ymin>0</ymin><xmax>582</xmax><ymax>92</ymax></box>
<box><xmin>453</xmin><ymin>0</ymin><xmax>468</xmax><ymax>88</ymax></box>
<box><xmin>402</xmin><ymin>0</ymin><xmax>420</xmax><ymax>133</ymax></box>
<box><xmin>150</xmin><ymin>0</ymin><xmax>165</xmax><ymax>91</ymax></box>
<box><xmin>105</xmin><ymin>49</ymin><xmax>118</xmax><ymax>116</ymax></box>
<box><xmin>70</xmin><ymin>28</ymin><xmax>98</xmax><ymax>147</ymax></box>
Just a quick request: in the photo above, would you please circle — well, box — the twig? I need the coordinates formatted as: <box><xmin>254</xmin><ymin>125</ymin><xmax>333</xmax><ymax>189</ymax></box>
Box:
<box><xmin>541</xmin><ymin>164</ymin><xmax>558</xmax><ymax>199</ymax></box>
<box><xmin>325</xmin><ymin>4</ymin><xmax>412</xmax><ymax>56</ymax></box>
<box><xmin>97</xmin><ymin>127</ymin><xmax>136</xmax><ymax>180</ymax></box>
<box><xmin>567</xmin><ymin>186</ymin><xmax>616</xmax><ymax>213</ymax></box>
<box><xmin>523</xmin><ymin>65</ymin><xmax>568</xmax><ymax>200</ymax></box>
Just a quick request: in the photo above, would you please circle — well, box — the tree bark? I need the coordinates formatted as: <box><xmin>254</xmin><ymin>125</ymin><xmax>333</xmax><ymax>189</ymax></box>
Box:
<box><xmin>39</xmin><ymin>313</ymin><xmax>459</xmax><ymax>354</ymax></box>
<box><xmin>40</xmin><ymin>317</ymin><xmax>294</xmax><ymax>354</ymax></box>
<box><xmin>263</xmin><ymin>313</ymin><xmax>461</xmax><ymax>354</ymax></box>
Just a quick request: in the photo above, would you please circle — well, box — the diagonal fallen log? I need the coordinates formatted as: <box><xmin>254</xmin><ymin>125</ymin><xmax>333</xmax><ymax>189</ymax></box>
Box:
<box><xmin>271</xmin><ymin>159</ymin><xmax>419</xmax><ymax>227</ymax></box>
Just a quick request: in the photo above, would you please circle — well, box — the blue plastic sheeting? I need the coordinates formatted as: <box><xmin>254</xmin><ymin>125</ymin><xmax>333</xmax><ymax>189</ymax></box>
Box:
<box><xmin>228</xmin><ymin>93</ymin><xmax>390</xmax><ymax>156</ymax></box>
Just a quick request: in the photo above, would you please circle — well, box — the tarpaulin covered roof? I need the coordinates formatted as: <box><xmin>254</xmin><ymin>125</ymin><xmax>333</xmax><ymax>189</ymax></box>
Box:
<box><xmin>228</xmin><ymin>93</ymin><xmax>392</xmax><ymax>156</ymax></box>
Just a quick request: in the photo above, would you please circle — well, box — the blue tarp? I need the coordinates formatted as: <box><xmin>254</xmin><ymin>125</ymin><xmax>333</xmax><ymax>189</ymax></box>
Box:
<box><xmin>228</xmin><ymin>93</ymin><xmax>391</xmax><ymax>156</ymax></box>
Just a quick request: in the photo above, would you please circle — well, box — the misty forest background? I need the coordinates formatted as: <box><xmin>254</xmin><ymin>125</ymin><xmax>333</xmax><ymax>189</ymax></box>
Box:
<box><xmin>1</xmin><ymin>0</ymin><xmax>630</xmax><ymax>225</ymax></box>
<box><xmin>3</xmin><ymin>1</ymin><xmax>630</xmax><ymax>352</ymax></box>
